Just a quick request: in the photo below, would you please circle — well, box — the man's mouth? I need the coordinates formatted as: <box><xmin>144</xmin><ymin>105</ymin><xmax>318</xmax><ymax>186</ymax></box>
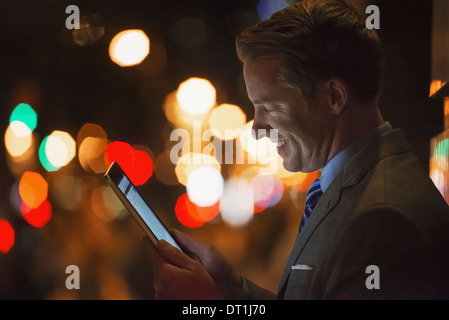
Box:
<box><xmin>277</xmin><ymin>140</ymin><xmax>289</xmax><ymax>148</ymax></box>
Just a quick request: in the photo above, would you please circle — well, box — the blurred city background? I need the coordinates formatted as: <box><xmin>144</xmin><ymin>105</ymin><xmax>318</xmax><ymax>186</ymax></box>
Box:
<box><xmin>0</xmin><ymin>0</ymin><xmax>448</xmax><ymax>299</ymax></box>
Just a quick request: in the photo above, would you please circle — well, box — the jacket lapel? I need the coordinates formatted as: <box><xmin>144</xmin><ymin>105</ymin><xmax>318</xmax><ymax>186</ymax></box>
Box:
<box><xmin>276</xmin><ymin>172</ymin><xmax>343</xmax><ymax>296</ymax></box>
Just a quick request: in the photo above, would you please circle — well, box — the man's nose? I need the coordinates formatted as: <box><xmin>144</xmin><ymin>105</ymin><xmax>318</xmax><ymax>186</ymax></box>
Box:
<box><xmin>251</xmin><ymin>111</ymin><xmax>271</xmax><ymax>140</ymax></box>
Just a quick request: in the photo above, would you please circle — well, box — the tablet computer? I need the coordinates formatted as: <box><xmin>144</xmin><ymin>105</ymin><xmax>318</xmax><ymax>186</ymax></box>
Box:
<box><xmin>105</xmin><ymin>161</ymin><xmax>182</xmax><ymax>251</ymax></box>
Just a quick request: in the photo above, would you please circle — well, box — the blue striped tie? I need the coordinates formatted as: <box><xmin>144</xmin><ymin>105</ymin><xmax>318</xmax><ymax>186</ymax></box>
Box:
<box><xmin>299</xmin><ymin>179</ymin><xmax>323</xmax><ymax>234</ymax></box>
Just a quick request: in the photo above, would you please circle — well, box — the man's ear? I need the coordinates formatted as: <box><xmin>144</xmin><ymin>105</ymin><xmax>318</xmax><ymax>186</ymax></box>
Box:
<box><xmin>327</xmin><ymin>78</ymin><xmax>348</xmax><ymax>115</ymax></box>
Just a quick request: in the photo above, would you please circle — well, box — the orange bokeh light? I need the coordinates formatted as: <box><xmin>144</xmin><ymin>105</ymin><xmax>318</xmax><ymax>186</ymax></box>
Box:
<box><xmin>429</xmin><ymin>80</ymin><xmax>446</xmax><ymax>97</ymax></box>
<box><xmin>19</xmin><ymin>171</ymin><xmax>48</xmax><ymax>209</ymax></box>
<box><xmin>290</xmin><ymin>170</ymin><xmax>321</xmax><ymax>193</ymax></box>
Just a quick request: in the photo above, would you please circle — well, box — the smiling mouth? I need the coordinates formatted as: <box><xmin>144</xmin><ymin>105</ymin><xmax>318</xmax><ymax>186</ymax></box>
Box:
<box><xmin>277</xmin><ymin>140</ymin><xmax>289</xmax><ymax>148</ymax></box>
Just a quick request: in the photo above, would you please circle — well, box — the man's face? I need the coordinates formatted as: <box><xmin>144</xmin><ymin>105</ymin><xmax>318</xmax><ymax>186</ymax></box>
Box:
<box><xmin>243</xmin><ymin>58</ymin><xmax>335</xmax><ymax>173</ymax></box>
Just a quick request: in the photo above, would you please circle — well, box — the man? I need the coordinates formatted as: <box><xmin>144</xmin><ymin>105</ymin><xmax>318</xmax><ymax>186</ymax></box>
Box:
<box><xmin>145</xmin><ymin>0</ymin><xmax>449</xmax><ymax>299</ymax></box>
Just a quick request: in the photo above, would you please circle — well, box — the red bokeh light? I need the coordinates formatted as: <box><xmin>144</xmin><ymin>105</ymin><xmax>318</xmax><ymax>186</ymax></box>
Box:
<box><xmin>0</xmin><ymin>220</ymin><xmax>15</xmax><ymax>254</ymax></box>
<box><xmin>21</xmin><ymin>199</ymin><xmax>52</xmax><ymax>228</ymax></box>
<box><xmin>104</xmin><ymin>141</ymin><xmax>153</xmax><ymax>186</ymax></box>
<box><xmin>254</xmin><ymin>200</ymin><xmax>270</xmax><ymax>214</ymax></box>
<box><xmin>175</xmin><ymin>193</ymin><xmax>220</xmax><ymax>228</ymax></box>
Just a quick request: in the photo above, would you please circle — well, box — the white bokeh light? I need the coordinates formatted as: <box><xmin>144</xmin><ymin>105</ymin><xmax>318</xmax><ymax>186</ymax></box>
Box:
<box><xmin>186</xmin><ymin>166</ymin><xmax>223</xmax><ymax>207</ymax></box>
<box><xmin>45</xmin><ymin>131</ymin><xmax>76</xmax><ymax>167</ymax></box>
<box><xmin>109</xmin><ymin>29</ymin><xmax>150</xmax><ymax>67</ymax></box>
<box><xmin>176</xmin><ymin>78</ymin><xmax>216</xmax><ymax>115</ymax></box>
<box><xmin>220</xmin><ymin>178</ymin><xmax>254</xmax><ymax>227</ymax></box>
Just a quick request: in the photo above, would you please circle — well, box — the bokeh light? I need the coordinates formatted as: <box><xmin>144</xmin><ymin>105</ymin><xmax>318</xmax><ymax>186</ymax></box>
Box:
<box><xmin>429</xmin><ymin>79</ymin><xmax>446</xmax><ymax>97</ymax></box>
<box><xmin>9</xmin><ymin>103</ymin><xmax>37</xmax><ymax>132</ymax></box>
<box><xmin>45</xmin><ymin>131</ymin><xmax>76</xmax><ymax>168</ymax></box>
<box><xmin>77</xmin><ymin>123</ymin><xmax>107</xmax><ymax>144</ymax></box>
<box><xmin>208</xmin><ymin>104</ymin><xmax>247</xmax><ymax>141</ymax></box>
<box><xmin>19</xmin><ymin>171</ymin><xmax>48</xmax><ymax>209</ymax></box>
<box><xmin>9</xmin><ymin>181</ymin><xmax>22</xmax><ymax>213</ymax></box>
<box><xmin>9</xmin><ymin>120</ymin><xmax>32</xmax><ymax>138</ymax></box>
<box><xmin>163</xmin><ymin>90</ymin><xmax>211</xmax><ymax>129</ymax></box>
<box><xmin>289</xmin><ymin>170</ymin><xmax>321</xmax><ymax>193</ymax></box>
<box><xmin>220</xmin><ymin>178</ymin><xmax>254</xmax><ymax>227</ymax></box>
<box><xmin>5</xmin><ymin>122</ymin><xmax>33</xmax><ymax>157</ymax></box>
<box><xmin>109</xmin><ymin>29</ymin><xmax>150</xmax><ymax>67</ymax></box>
<box><xmin>79</xmin><ymin>137</ymin><xmax>109</xmax><ymax>173</ymax></box>
<box><xmin>21</xmin><ymin>199</ymin><xmax>52</xmax><ymax>228</ymax></box>
<box><xmin>77</xmin><ymin>123</ymin><xmax>108</xmax><ymax>173</ymax></box>
<box><xmin>176</xmin><ymin>77</ymin><xmax>216</xmax><ymax>115</ymax></box>
<box><xmin>5</xmin><ymin>133</ymin><xmax>36</xmax><ymax>178</ymax></box>
<box><xmin>175</xmin><ymin>193</ymin><xmax>220</xmax><ymax>228</ymax></box>
<box><xmin>175</xmin><ymin>152</ymin><xmax>221</xmax><ymax>186</ymax></box>
<box><xmin>251</xmin><ymin>174</ymin><xmax>284</xmax><ymax>213</ymax></box>
<box><xmin>257</xmin><ymin>0</ymin><xmax>289</xmax><ymax>20</ymax></box>
<box><xmin>39</xmin><ymin>136</ymin><xmax>61</xmax><ymax>172</ymax></box>
<box><xmin>430</xmin><ymin>134</ymin><xmax>449</xmax><ymax>203</ymax></box>
<box><xmin>186</xmin><ymin>166</ymin><xmax>223</xmax><ymax>207</ymax></box>
<box><xmin>0</xmin><ymin>220</ymin><xmax>15</xmax><ymax>254</ymax></box>
<box><xmin>175</xmin><ymin>193</ymin><xmax>205</xmax><ymax>228</ymax></box>
<box><xmin>72</xmin><ymin>14</ymin><xmax>105</xmax><ymax>46</ymax></box>
<box><xmin>104</xmin><ymin>141</ymin><xmax>153</xmax><ymax>186</ymax></box>
<box><xmin>91</xmin><ymin>186</ymin><xmax>127</xmax><ymax>221</ymax></box>
<box><xmin>52</xmin><ymin>175</ymin><xmax>88</xmax><ymax>211</ymax></box>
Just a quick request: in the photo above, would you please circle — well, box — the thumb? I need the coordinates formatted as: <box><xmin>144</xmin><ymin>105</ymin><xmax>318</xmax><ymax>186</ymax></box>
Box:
<box><xmin>157</xmin><ymin>239</ymin><xmax>195</xmax><ymax>269</ymax></box>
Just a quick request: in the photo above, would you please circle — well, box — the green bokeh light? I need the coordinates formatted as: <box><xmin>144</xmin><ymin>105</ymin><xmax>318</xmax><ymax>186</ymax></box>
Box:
<box><xmin>433</xmin><ymin>138</ymin><xmax>449</xmax><ymax>158</ymax></box>
<box><xmin>9</xmin><ymin>103</ymin><xmax>38</xmax><ymax>132</ymax></box>
<box><xmin>39</xmin><ymin>136</ymin><xmax>61</xmax><ymax>172</ymax></box>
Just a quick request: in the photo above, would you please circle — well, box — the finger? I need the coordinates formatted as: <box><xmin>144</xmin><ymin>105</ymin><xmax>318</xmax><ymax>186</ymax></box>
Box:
<box><xmin>142</xmin><ymin>236</ymin><xmax>166</xmax><ymax>271</ymax></box>
<box><xmin>170</xmin><ymin>229</ymin><xmax>207</xmax><ymax>255</ymax></box>
<box><xmin>153</xmin><ymin>262</ymin><xmax>180</xmax><ymax>300</ymax></box>
<box><xmin>157</xmin><ymin>239</ymin><xmax>196</xmax><ymax>269</ymax></box>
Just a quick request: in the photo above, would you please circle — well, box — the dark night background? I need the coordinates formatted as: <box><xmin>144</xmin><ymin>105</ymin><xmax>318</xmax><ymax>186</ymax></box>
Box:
<box><xmin>0</xmin><ymin>0</ymin><xmax>445</xmax><ymax>299</ymax></box>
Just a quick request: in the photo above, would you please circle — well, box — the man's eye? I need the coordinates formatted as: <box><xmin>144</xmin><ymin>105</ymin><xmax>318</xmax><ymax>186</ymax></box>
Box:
<box><xmin>262</xmin><ymin>105</ymin><xmax>272</xmax><ymax>112</ymax></box>
<box><xmin>264</xmin><ymin>106</ymin><xmax>279</xmax><ymax>113</ymax></box>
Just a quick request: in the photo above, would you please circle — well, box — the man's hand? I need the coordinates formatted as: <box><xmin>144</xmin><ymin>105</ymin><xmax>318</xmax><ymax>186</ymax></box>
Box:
<box><xmin>170</xmin><ymin>229</ymin><xmax>243</xmax><ymax>299</ymax></box>
<box><xmin>144</xmin><ymin>238</ymin><xmax>221</xmax><ymax>299</ymax></box>
<box><xmin>144</xmin><ymin>230</ymin><xmax>243</xmax><ymax>300</ymax></box>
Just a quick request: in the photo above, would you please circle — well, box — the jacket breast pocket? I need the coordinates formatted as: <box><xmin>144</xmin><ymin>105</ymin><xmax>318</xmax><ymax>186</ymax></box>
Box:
<box><xmin>284</xmin><ymin>269</ymin><xmax>315</xmax><ymax>300</ymax></box>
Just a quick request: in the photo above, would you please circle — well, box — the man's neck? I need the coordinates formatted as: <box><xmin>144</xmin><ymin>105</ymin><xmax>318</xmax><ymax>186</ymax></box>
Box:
<box><xmin>325</xmin><ymin>104</ymin><xmax>384</xmax><ymax>165</ymax></box>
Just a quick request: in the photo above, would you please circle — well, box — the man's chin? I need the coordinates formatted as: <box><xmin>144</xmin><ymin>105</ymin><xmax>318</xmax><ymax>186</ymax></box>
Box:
<box><xmin>281</xmin><ymin>157</ymin><xmax>314</xmax><ymax>174</ymax></box>
<box><xmin>281</xmin><ymin>158</ymin><xmax>302</xmax><ymax>173</ymax></box>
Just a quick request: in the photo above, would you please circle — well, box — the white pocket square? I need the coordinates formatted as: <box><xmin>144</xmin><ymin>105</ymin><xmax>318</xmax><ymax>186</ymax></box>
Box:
<box><xmin>291</xmin><ymin>264</ymin><xmax>314</xmax><ymax>270</ymax></box>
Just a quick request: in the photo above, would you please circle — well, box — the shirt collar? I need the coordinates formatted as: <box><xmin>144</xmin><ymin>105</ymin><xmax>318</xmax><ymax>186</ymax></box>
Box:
<box><xmin>319</xmin><ymin>121</ymin><xmax>393</xmax><ymax>193</ymax></box>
